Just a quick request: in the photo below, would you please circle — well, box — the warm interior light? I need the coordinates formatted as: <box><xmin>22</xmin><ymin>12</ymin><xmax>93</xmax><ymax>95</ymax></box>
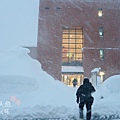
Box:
<box><xmin>64</xmin><ymin>75</ymin><xmax>67</xmax><ymax>79</ymax></box>
<box><xmin>98</xmin><ymin>10</ymin><xmax>103</xmax><ymax>17</ymax></box>
<box><xmin>99</xmin><ymin>71</ymin><xmax>105</xmax><ymax>76</ymax></box>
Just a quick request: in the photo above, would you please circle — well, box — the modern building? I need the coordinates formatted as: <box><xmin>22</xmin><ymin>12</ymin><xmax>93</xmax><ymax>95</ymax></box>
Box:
<box><xmin>35</xmin><ymin>0</ymin><xmax>120</xmax><ymax>86</ymax></box>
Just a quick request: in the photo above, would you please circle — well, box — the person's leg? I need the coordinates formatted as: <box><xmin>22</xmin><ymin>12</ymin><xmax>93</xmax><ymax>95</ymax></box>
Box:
<box><xmin>86</xmin><ymin>97</ymin><xmax>94</xmax><ymax>120</ymax></box>
<box><xmin>79</xmin><ymin>102</ymin><xmax>84</xmax><ymax>118</ymax></box>
<box><xmin>86</xmin><ymin>102</ymin><xmax>92</xmax><ymax>120</ymax></box>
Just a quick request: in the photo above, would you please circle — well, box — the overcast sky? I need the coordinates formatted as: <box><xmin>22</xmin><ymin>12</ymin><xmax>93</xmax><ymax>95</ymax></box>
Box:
<box><xmin>0</xmin><ymin>0</ymin><xmax>39</xmax><ymax>51</ymax></box>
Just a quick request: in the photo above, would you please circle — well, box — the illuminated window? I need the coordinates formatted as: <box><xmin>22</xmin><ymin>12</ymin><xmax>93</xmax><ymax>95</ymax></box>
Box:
<box><xmin>62</xmin><ymin>27</ymin><xmax>83</xmax><ymax>66</ymax></box>
<box><xmin>100</xmin><ymin>49</ymin><xmax>104</xmax><ymax>60</ymax></box>
<box><xmin>98</xmin><ymin>8</ymin><xmax>103</xmax><ymax>17</ymax></box>
<box><xmin>99</xmin><ymin>27</ymin><xmax>104</xmax><ymax>37</ymax></box>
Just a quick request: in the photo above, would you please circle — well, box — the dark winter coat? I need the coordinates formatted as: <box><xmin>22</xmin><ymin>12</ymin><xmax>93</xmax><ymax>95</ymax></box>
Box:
<box><xmin>76</xmin><ymin>79</ymin><xmax>96</xmax><ymax>103</ymax></box>
<box><xmin>72</xmin><ymin>79</ymin><xmax>77</xmax><ymax>85</ymax></box>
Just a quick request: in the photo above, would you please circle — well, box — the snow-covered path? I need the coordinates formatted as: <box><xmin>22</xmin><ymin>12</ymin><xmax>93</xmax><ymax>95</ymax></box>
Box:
<box><xmin>0</xmin><ymin>105</ymin><xmax>120</xmax><ymax>120</ymax></box>
<box><xmin>0</xmin><ymin>114</ymin><xmax>120</xmax><ymax>120</ymax></box>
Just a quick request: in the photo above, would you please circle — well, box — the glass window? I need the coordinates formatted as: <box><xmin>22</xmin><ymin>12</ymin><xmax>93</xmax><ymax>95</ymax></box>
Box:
<box><xmin>76</xmin><ymin>29</ymin><xmax>82</xmax><ymax>34</ymax></box>
<box><xmin>63</xmin><ymin>30</ymin><xmax>69</xmax><ymax>33</ymax></box>
<box><xmin>76</xmin><ymin>39</ymin><xmax>83</xmax><ymax>43</ymax></box>
<box><xmin>69</xmin><ymin>29</ymin><xmax>75</xmax><ymax>33</ymax></box>
<box><xmin>62</xmin><ymin>48</ymin><xmax>68</xmax><ymax>53</ymax></box>
<box><xmin>62</xmin><ymin>34</ymin><xmax>68</xmax><ymax>38</ymax></box>
<box><xmin>62</xmin><ymin>53</ymin><xmax>67</xmax><ymax>57</ymax></box>
<box><xmin>76</xmin><ymin>34</ymin><xmax>82</xmax><ymax>38</ymax></box>
<box><xmin>62</xmin><ymin>27</ymin><xmax>83</xmax><ymax>65</ymax></box>
<box><xmin>70</xmin><ymin>34</ymin><xmax>75</xmax><ymax>38</ymax></box>
<box><xmin>100</xmin><ymin>49</ymin><xmax>104</xmax><ymax>60</ymax></box>
<box><xmin>62</xmin><ymin>57</ymin><xmax>68</xmax><ymax>62</ymax></box>
<box><xmin>62</xmin><ymin>39</ymin><xmax>68</xmax><ymax>43</ymax></box>
<box><xmin>98</xmin><ymin>8</ymin><xmax>103</xmax><ymax>17</ymax></box>
<box><xmin>69</xmin><ymin>49</ymin><xmax>75</xmax><ymax>53</ymax></box>
<box><xmin>69</xmin><ymin>39</ymin><xmax>75</xmax><ymax>43</ymax></box>
<box><xmin>76</xmin><ymin>49</ymin><xmax>82</xmax><ymax>53</ymax></box>
<box><xmin>76</xmin><ymin>54</ymin><xmax>83</xmax><ymax>61</ymax></box>
<box><xmin>62</xmin><ymin>44</ymin><xmax>68</xmax><ymax>49</ymax></box>
<box><xmin>76</xmin><ymin>44</ymin><xmax>83</xmax><ymax>49</ymax></box>
<box><xmin>69</xmin><ymin>44</ymin><xmax>75</xmax><ymax>49</ymax></box>
<box><xmin>99</xmin><ymin>27</ymin><xmax>104</xmax><ymax>37</ymax></box>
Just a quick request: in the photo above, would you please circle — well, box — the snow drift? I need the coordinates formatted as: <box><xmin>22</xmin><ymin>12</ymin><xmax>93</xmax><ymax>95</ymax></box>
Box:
<box><xmin>0</xmin><ymin>47</ymin><xmax>76</xmax><ymax>119</ymax></box>
<box><xmin>0</xmin><ymin>47</ymin><xmax>120</xmax><ymax>119</ymax></box>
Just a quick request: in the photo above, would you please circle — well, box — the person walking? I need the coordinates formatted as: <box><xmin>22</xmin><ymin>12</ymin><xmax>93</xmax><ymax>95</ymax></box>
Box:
<box><xmin>72</xmin><ymin>78</ymin><xmax>77</xmax><ymax>87</ymax></box>
<box><xmin>76</xmin><ymin>78</ymin><xmax>96</xmax><ymax>120</ymax></box>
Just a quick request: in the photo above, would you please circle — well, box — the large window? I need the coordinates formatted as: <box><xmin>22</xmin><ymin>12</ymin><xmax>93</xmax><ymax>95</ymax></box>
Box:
<box><xmin>62</xmin><ymin>27</ymin><xmax>83</xmax><ymax>66</ymax></box>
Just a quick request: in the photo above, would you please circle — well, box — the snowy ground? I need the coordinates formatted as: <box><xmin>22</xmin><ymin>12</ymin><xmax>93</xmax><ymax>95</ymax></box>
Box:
<box><xmin>0</xmin><ymin>47</ymin><xmax>120</xmax><ymax>120</ymax></box>
<box><xmin>0</xmin><ymin>0</ymin><xmax>120</xmax><ymax>119</ymax></box>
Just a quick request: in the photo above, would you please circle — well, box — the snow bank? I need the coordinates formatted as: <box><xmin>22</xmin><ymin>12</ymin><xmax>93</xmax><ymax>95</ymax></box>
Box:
<box><xmin>0</xmin><ymin>47</ymin><xmax>120</xmax><ymax>119</ymax></box>
<box><xmin>92</xmin><ymin>75</ymin><xmax>120</xmax><ymax>118</ymax></box>
<box><xmin>103</xmin><ymin>75</ymin><xmax>120</xmax><ymax>93</ymax></box>
<box><xmin>0</xmin><ymin>47</ymin><xmax>41</xmax><ymax>78</ymax></box>
<box><xmin>0</xmin><ymin>75</ymin><xmax>39</xmax><ymax>94</ymax></box>
<box><xmin>95</xmin><ymin>75</ymin><xmax>120</xmax><ymax>99</ymax></box>
<box><xmin>0</xmin><ymin>47</ymin><xmax>76</xmax><ymax>118</ymax></box>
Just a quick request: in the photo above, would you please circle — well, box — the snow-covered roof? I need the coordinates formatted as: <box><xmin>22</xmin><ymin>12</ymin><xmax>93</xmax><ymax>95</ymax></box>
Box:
<box><xmin>62</xmin><ymin>66</ymin><xmax>84</xmax><ymax>73</ymax></box>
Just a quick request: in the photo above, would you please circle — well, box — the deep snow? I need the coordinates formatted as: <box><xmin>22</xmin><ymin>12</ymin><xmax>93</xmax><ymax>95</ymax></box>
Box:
<box><xmin>0</xmin><ymin>47</ymin><xmax>120</xmax><ymax>119</ymax></box>
<box><xmin>0</xmin><ymin>0</ymin><xmax>120</xmax><ymax>119</ymax></box>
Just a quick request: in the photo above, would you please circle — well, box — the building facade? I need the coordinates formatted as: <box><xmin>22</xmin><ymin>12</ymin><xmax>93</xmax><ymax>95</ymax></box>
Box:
<box><xmin>37</xmin><ymin>0</ymin><xmax>120</xmax><ymax>86</ymax></box>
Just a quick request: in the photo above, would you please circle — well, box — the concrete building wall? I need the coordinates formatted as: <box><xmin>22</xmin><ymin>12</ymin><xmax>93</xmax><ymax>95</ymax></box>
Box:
<box><xmin>37</xmin><ymin>0</ymin><xmax>120</xmax><ymax>81</ymax></box>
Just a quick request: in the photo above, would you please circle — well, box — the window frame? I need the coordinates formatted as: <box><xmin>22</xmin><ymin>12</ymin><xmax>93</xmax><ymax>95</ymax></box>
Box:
<box><xmin>62</xmin><ymin>27</ymin><xmax>83</xmax><ymax>65</ymax></box>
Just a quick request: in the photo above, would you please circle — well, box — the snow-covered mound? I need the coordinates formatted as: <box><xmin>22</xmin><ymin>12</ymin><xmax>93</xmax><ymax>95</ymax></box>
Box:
<box><xmin>0</xmin><ymin>47</ymin><xmax>76</xmax><ymax>118</ymax></box>
<box><xmin>93</xmin><ymin>75</ymin><xmax>120</xmax><ymax>118</ymax></box>
<box><xmin>103</xmin><ymin>75</ymin><xmax>120</xmax><ymax>93</ymax></box>
<box><xmin>0</xmin><ymin>47</ymin><xmax>41</xmax><ymax>78</ymax></box>
<box><xmin>1</xmin><ymin>47</ymin><xmax>120</xmax><ymax>119</ymax></box>
<box><xmin>0</xmin><ymin>75</ymin><xmax>39</xmax><ymax>94</ymax></box>
<box><xmin>94</xmin><ymin>75</ymin><xmax>120</xmax><ymax>99</ymax></box>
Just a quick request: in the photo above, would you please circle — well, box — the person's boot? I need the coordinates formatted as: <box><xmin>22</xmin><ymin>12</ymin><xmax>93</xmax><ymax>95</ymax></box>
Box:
<box><xmin>79</xmin><ymin>108</ymin><xmax>83</xmax><ymax>119</ymax></box>
<box><xmin>86</xmin><ymin>109</ymin><xmax>91</xmax><ymax>120</ymax></box>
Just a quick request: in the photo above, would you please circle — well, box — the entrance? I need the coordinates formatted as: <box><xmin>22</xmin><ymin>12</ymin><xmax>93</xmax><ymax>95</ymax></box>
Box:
<box><xmin>61</xmin><ymin>73</ymin><xmax>84</xmax><ymax>86</ymax></box>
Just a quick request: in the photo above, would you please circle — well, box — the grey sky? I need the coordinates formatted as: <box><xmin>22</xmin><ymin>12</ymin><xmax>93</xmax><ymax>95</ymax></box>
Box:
<box><xmin>0</xmin><ymin>0</ymin><xmax>39</xmax><ymax>51</ymax></box>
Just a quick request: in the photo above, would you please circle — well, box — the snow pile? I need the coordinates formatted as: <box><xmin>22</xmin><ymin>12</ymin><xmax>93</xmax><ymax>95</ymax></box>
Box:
<box><xmin>0</xmin><ymin>47</ymin><xmax>76</xmax><ymax>119</ymax></box>
<box><xmin>0</xmin><ymin>75</ymin><xmax>38</xmax><ymax>94</ymax></box>
<box><xmin>0</xmin><ymin>47</ymin><xmax>120</xmax><ymax>119</ymax></box>
<box><xmin>102</xmin><ymin>75</ymin><xmax>120</xmax><ymax>93</ymax></box>
<box><xmin>0</xmin><ymin>47</ymin><xmax>41</xmax><ymax>77</ymax></box>
<box><xmin>95</xmin><ymin>75</ymin><xmax>120</xmax><ymax>99</ymax></box>
<box><xmin>92</xmin><ymin>75</ymin><xmax>120</xmax><ymax>119</ymax></box>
